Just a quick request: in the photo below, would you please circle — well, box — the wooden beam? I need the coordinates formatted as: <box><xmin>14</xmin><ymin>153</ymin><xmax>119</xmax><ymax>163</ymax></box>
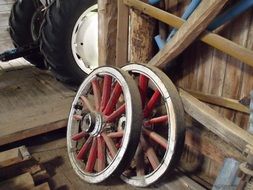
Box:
<box><xmin>123</xmin><ymin>0</ymin><xmax>253</xmax><ymax>68</ymax></box>
<box><xmin>98</xmin><ymin>0</ymin><xmax>117</xmax><ymax>66</ymax></box>
<box><xmin>148</xmin><ymin>0</ymin><xmax>228</xmax><ymax>68</ymax></box>
<box><xmin>179</xmin><ymin>89</ymin><xmax>253</xmax><ymax>152</ymax></box>
<box><xmin>116</xmin><ymin>0</ymin><xmax>129</xmax><ymax>67</ymax></box>
<box><xmin>129</xmin><ymin>1</ymin><xmax>156</xmax><ymax>63</ymax></box>
<box><xmin>0</xmin><ymin>146</ymin><xmax>31</xmax><ymax>168</ymax></box>
<box><xmin>0</xmin><ymin>119</ymin><xmax>67</xmax><ymax>146</ymax></box>
<box><xmin>185</xmin><ymin>89</ymin><xmax>250</xmax><ymax>114</ymax></box>
<box><xmin>185</xmin><ymin>127</ymin><xmax>244</xmax><ymax>164</ymax></box>
<box><xmin>0</xmin><ymin>173</ymin><xmax>34</xmax><ymax>190</ymax></box>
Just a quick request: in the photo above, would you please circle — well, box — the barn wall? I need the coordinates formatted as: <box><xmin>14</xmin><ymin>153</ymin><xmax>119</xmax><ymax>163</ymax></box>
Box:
<box><xmin>169</xmin><ymin>3</ymin><xmax>253</xmax><ymax>185</ymax></box>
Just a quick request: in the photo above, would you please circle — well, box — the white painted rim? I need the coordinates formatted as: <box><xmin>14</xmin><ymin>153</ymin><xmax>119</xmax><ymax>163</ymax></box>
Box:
<box><xmin>121</xmin><ymin>64</ymin><xmax>179</xmax><ymax>187</ymax></box>
<box><xmin>67</xmin><ymin>67</ymin><xmax>135</xmax><ymax>183</ymax></box>
<box><xmin>71</xmin><ymin>4</ymin><xmax>98</xmax><ymax>75</ymax></box>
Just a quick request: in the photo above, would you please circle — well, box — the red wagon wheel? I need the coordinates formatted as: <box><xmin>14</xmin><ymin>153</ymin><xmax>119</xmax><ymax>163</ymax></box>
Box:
<box><xmin>67</xmin><ymin>66</ymin><xmax>142</xmax><ymax>183</ymax></box>
<box><xmin>121</xmin><ymin>64</ymin><xmax>185</xmax><ymax>187</ymax></box>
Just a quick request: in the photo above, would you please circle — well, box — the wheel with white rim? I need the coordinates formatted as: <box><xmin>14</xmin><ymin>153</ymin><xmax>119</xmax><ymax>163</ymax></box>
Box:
<box><xmin>67</xmin><ymin>66</ymin><xmax>142</xmax><ymax>183</ymax></box>
<box><xmin>40</xmin><ymin>0</ymin><xmax>98</xmax><ymax>84</ymax></box>
<box><xmin>121</xmin><ymin>64</ymin><xmax>185</xmax><ymax>187</ymax></box>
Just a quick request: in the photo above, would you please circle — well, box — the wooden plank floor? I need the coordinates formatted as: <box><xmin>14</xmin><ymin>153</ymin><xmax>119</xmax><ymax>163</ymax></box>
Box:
<box><xmin>0</xmin><ymin>64</ymin><xmax>75</xmax><ymax>146</ymax></box>
<box><xmin>30</xmin><ymin>136</ymin><xmax>206</xmax><ymax>190</ymax></box>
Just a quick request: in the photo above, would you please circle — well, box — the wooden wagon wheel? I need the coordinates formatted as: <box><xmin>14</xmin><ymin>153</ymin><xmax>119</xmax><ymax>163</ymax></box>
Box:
<box><xmin>121</xmin><ymin>64</ymin><xmax>185</xmax><ymax>187</ymax></box>
<box><xmin>67</xmin><ymin>66</ymin><xmax>142</xmax><ymax>183</ymax></box>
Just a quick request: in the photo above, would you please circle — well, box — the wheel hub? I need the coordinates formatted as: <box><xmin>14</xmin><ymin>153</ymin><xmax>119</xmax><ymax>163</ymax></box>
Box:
<box><xmin>81</xmin><ymin>112</ymin><xmax>103</xmax><ymax>136</ymax></box>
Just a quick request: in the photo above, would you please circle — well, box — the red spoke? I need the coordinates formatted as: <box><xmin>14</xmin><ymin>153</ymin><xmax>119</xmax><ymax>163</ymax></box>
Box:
<box><xmin>140</xmin><ymin>135</ymin><xmax>160</xmax><ymax>170</ymax></box>
<box><xmin>72</xmin><ymin>131</ymin><xmax>86</xmax><ymax>141</ymax></box>
<box><xmin>97</xmin><ymin>136</ymin><xmax>106</xmax><ymax>172</ymax></box>
<box><xmin>91</xmin><ymin>80</ymin><xmax>101</xmax><ymax>111</ymax></box>
<box><xmin>80</xmin><ymin>96</ymin><xmax>95</xmax><ymax>113</ymax></box>
<box><xmin>101</xmin><ymin>133</ymin><xmax>117</xmax><ymax>158</ymax></box>
<box><xmin>77</xmin><ymin>137</ymin><xmax>92</xmax><ymax>160</ymax></box>
<box><xmin>85</xmin><ymin>138</ymin><xmax>97</xmax><ymax>172</ymax></box>
<box><xmin>107</xmin><ymin>131</ymin><xmax>124</xmax><ymax>138</ymax></box>
<box><xmin>143</xmin><ymin>128</ymin><xmax>168</xmax><ymax>149</ymax></box>
<box><xmin>139</xmin><ymin>74</ymin><xmax>149</xmax><ymax>108</ymax></box>
<box><xmin>100</xmin><ymin>75</ymin><xmax>112</xmax><ymax>112</ymax></box>
<box><xmin>105</xmin><ymin>104</ymin><xmax>125</xmax><ymax>123</ymax></box>
<box><xmin>143</xmin><ymin>90</ymin><xmax>161</xmax><ymax>118</ymax></box>
<box><xmin>144</xmin><ymin>115</ymin><xmax>168</xmax><ymax>127</ymax></box>
<box><xmin>103</xmin><ymin>83</ymin><xmax>122</xmax><ymax>115</ymax></box>
<box><xmin>73</xmin><ymin>114</ymin><xmax>82</xmax><ymax>121</ymax></box>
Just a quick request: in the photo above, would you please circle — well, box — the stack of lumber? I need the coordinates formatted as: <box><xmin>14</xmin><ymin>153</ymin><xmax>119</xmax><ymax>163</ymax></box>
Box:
<box><xmin>0</xmin><ymin>146</ymin><xmax>51</xmax><ymax>190</ymax></box>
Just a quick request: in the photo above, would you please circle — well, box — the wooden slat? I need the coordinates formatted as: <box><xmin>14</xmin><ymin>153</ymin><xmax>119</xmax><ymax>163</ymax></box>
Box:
<box><xmin>0</xmin><ymin>11</ymin><xmax>10</xmax><ymax>27</ymax></box>
<box><xmin>0</xmin><ymin>67</ymin><xmax>74</xmax><ymax>146</ymax></box>
<box><xmin>0</xmin><ymin>146</ymin><xmax>31</xmax><ymax>168</ymax></box>
<box><xmin>148</xmin><ymin>0</ymin><xmax>228</xmax><ymax>68</ymax></box>
<box><xmin>98</xmin><ymin>0</ymin><xmax>117</xmax><ymax>66</ymax></box>
<box><xmin>185</xmin><ymin>89</ymin><xmax>250</xmax><ymax>114</ymax></box>
<box><xmin>123</xmin><ymin>0</ymin><xmax>253</xmax><ymax>68</ymax></box>
<box><xmin>0</xmin><ymin>147</ymin><xmax>22</xmax><ymax>168</ymax></box>
<box><xmin>0</xmin><ymin>173</ymin><xmax>34</xmax><ymax>190</ymax></box>
<box><xmin>0</xmin><ymin>0</ymin><xmax>14</xmax><ymax>5</ymax></box>
<box><xmin>116</xmin><ymin>0</ymin><xmax>129</xmax><ymax>67</ymax></box>
<box><xmin>32</xmin><ymin>183</ymin><xmax>50</xmax><ymax>190</ymax></box>
<box><xmin>179</xmin><ymin>89</ymin><xmax>253</xmax><ymax>152</ymax></box>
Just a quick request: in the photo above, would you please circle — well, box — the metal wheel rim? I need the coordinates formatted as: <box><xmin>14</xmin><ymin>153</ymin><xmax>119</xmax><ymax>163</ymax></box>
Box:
<box><xmin>121</xmin><ymin>64</ymin><xmax>184</xmax><ymax>187</ymax></box>
<box><xmin>67</xmin><ymin>66</ymin><xmax>140</xmax><ymax>183</ymax></box>
<box><xmin>71</xmin><ymin>4</ymin><xmax>98</xmax><ymax>74</ymax></box>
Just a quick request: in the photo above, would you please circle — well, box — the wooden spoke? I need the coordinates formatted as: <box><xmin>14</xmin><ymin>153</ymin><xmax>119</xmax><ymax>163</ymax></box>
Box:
<box><xmin>101</xmin><ymin>133</ymin><xmax>117</xmax><ymax>158</ymax></box>
<box><xmin>77</xmin><ymin>137</ymin><xmax>93</xmax><ymax>160</ymax></box>
<box><xmin>139</xmin><ymin>74</ymin><xmax>149</xmax><ymax>108</ymax></box>
<box><xmin>144</xmin><ymin>115</ymin><xmax>168</xmax><ymax>127</ymax></box>
<box><xmin>140</xmin><ymin>135</ymin><xmax>160</xmax><ymax>170</ymax></box>
<box><xmin>105</xmin><ymin>104</ymin><xmax>125</xmax><ymax>123</ymax></box>
<box><xmin>103</xmin><ymin>83</ymin><xmax>122</xmax><ymax>115</ymax></box>
<box><xmin>73</xmin><ymin>114</ymin><xmax>82</xmax><ymax>121</ymax></box>
<box><xmin>107</xmin><ymin>131</ymin><xmax>124</xmax><ymax>138</ymax></box>
<box><xmin>143</xmin><ymin>128</ymin><xmax>168</xmax><ymax>149</ymax></box>
<box><xmin>135</xmin><ymin>145</ymin><xmax>145</xmax><ymax>176</ymax></box>
<box><xmin>80</xmin><ymin>96</ymin><xmax>95</xmax><ymax>113</ymax></box>
<box><xmin>100</xmin><ymin>75</ymin><xmax>112</xmax><ymax>112</ymax></box>
<box><xmin>85</xmin><ymin>138</ymin><xmax>97</xmax><ymax>172</ymax></box>
<box><xmin>72</xmin><ymin>131</ymin><xmax>86</xmax><ymax>141</ymax></box>
<box><xmin>91</xmin><ymin>80</ymin><xmax>102</xmax><ymax>111</ymax></box>
<box><xmin>143</xmin><ymin>90</ymin><xmax>161</xmax><ymax>117</ymax></box>
<box><xmin>97</xmin><ymin>136</ymin><xmax>106</xmax><ymax>172</ymax></box>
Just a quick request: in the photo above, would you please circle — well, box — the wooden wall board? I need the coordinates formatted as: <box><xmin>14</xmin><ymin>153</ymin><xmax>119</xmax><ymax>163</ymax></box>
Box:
<box><xmin>0</xmin><ymin>172</ymin><xmax>34</xmax><ymax>190</ymax></box>
<box><xmin>0</xmin><ymin>66</ymin><xmax>75</xmax><ymax>146</ymax></box>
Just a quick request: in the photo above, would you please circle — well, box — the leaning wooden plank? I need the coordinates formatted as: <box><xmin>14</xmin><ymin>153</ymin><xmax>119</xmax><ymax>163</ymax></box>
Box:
<box><xmin>185</xmin><ymin>89</ymin><xmax>250</xmax><ymax>114</ymax></box>
<box><xmin>0</xmin><ymin>146</ymin><xmax>31</xmax><ymax>168</ymax></box>
<box><xmin>31</xmin><ymin>183</ymin><xmax>50</xmax><ymax>190</ymax></box>
<box><xmin>179</xmin><ymin>89</ymin><xmax>253</xmax><ymax>152</ymax></box>
<box><xmin>98</xmin><ymin>0</ymin><xmax>117</xmax><ymax>66</ymax></box>
<box><xmin>185</xmin><ymin>127</ymin><xmax>244</xmax><ymax>164</ymax></box>
<box><xmin>123</xmin><ymin>0</ymin><xmax>253</xmax><ymax>68</ymax></box>
<box><xmin>116</xmin><ymin>0</ymin><xmax>129</xmax><ymax>67</ymax></box>
<box><xmin>0</xmin><ymin>119</ymin><xmax>67</xmax><ymax>146</ymax></box>
<box><xmin>0</xmin><ymin>172</ymin><xmax>34</xmax><ymax>190</ymax></box>
<box><xmin>148</xmin><ymin>0</ymin><xmax>228</xmax><ymax>68</ymax></box>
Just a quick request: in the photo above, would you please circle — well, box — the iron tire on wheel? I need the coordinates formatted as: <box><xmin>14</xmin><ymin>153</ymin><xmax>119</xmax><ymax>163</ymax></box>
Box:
<box><xmin>121</xmin><ymin>64</ymin><xmax>185</xmax><ymax>187</ymax></box>
<box><xmin>9</xmin><ymin>0</ymin><xmax>46</xmax><ymax>69</ymax></box>
<box><xmin>67</xmin><ymin>66</ymin><xmax>142</xmax><ymax>183</ymax></box>
<box><xmin>40</xmin><ymin>0</ymin><xmax>98</xmax><ymax>85</ymax></box>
